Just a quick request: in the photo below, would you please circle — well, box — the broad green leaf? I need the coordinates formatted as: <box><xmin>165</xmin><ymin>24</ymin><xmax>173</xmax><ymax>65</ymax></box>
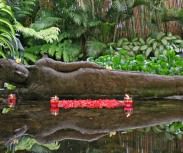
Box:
<box><xmin>140</xmin><ymin>45</ymin><xmax>148</xmax><ymax>51</ymax></box>
<box><xmin>2</xmin><ymin>107</ymin><xmax>11</xmax><ymax>114</ymax></box>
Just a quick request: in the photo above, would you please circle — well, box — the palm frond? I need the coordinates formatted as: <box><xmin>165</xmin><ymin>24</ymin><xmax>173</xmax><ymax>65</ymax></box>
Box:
<box><xmin>0</xmin><ymin>1</ymin><xmax>16</xmax><ymax>58</ymax></box>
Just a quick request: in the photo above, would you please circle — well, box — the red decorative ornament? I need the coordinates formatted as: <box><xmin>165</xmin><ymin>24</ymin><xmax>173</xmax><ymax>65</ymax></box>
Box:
<box><xmin>50</xmin><ymin>96</ymin><xmax>59</xmax><ymax>116</ymax></box>
<box><xmin>7</xmin><ymin>94</ymin><xmax>16</xmax><ymax>108</ymax></box>
<box><xmin>123</xmin><ymin>94</ymin><xmax>133</xmax><ymax>117</ymax></box>
<box><xmin>49</xmin><ymin>94</ymin><xmax>134</xmax><ymax>117</ymax></box>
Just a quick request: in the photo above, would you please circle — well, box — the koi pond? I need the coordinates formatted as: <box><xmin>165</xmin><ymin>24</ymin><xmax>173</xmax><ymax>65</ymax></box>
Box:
<box><xmin>0</xmin><ymin>97</ymin><xmax>183</xmax><ymax>153</ymax></box>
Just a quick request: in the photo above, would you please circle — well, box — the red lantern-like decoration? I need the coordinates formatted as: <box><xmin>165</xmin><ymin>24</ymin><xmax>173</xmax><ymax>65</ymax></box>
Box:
<box><xmin>50</xmin><ymin>96</ymin><xmax>59</xmax><ymax>116</ymax></box>
<box><xmin>7</xmin><ymin>94</ymin><xmax>16</xmax><ymax>108</ymax></box>
<box><xmin>123</xmin><ymin>94</ymin><xmax>134</xmax><ymax>117</ymax></box>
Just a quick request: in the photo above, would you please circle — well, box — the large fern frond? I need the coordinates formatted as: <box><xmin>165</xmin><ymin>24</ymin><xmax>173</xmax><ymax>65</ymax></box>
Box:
<box><xmin>15</xmin><ymin>22</ymin><xmax>60</xmax><ymax>43</ymax></box>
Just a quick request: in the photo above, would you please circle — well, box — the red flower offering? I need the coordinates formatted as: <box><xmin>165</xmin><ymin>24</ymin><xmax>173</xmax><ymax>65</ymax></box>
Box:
<box><xmin>59</xmin><ymin>99</ymin><xmax>124</xmax><ymax>109</ymax></box>
<box><xmin>49</xmin><ymin>94</ymin><xmax>134</xmax><ymax>116</ymax></box>
<box><xmin>7</xmin><ymin>94</ymin><xmax>16</xmax><ymax>108</ymax></box>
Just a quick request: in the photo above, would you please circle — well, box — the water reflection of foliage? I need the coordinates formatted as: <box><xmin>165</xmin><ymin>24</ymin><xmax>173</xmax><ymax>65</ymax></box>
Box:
<box><xmin>133</xmin><ymin>121</ymin><xmax>183</xmax><ymax>140</ymax></box>
<box><xmin>5</xmin><ymin>135</ymin><xmax>60</xmax><ymax>153</ymax></box>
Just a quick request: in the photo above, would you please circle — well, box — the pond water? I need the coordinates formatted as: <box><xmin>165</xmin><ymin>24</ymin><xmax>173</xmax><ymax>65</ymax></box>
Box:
<box><xmin>0</xmin><ymin>97</ymin><xmax>183</xmax><ymax>153</ymax></box>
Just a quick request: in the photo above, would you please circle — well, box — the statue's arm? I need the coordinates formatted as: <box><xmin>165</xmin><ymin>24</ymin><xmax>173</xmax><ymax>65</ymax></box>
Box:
<box><xmin>35</xmin><ymin>58</ymin><xmax>104</xmax><ymax>72</ymax></box>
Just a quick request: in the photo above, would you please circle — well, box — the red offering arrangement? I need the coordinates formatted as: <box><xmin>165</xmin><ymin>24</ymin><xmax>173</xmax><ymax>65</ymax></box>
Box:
<box><xmin>59</xmin><ymin>99</ymin><xmax>125</xmax><ymax>109</ymax></box>
<box><xmin>7</xmin><ymin>94</ymin><xmax>17</xmax><ymax>108</ymax></box>
<box><xmin>49</xmin><ymin>94</ymin><xmax>134</xmax><ymax>117</ymax></box>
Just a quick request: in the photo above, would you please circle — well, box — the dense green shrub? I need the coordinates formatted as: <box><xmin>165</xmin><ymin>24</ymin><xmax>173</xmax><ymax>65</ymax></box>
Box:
<box><xmin>117</xmin><ymin>32</ymin><xmax>183</xmax><ymax>57</ymax></box>
<box><xmin>88</xmin><ymin>49</ymin><xmax>183</xmax><ymax>75</ymax></box>
<box><xmin>23</xmin><ymin>40</ymin><xmax>83</xmax><ymax>63</ymax></box>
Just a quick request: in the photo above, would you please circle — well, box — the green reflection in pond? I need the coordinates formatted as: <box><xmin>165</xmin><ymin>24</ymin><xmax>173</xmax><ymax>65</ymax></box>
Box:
<box><xmin>4</xmin><ymin>121</ymin><xmax>183</xmax><ymax>153</ymax></box>
<box><xmin>58</xmin><ymin>123</ymin><xmax>183</xmax><ymax>153</ymax></box>
<box><xmin>5</xmin><ymin>135</ymin><xmax>59</xmax><ymax>153</ymax></box>
<box><xmin>1</xmin><ymin>99</ymin><xmax>183</xmax><ymax>153</ymax></box>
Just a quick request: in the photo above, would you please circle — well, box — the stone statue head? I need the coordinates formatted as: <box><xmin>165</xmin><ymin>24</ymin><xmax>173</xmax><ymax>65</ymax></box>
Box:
<box><xmin>0</xmin><ymin>59</ymin><xmax>29</xmax><ymax>83</ymax></box>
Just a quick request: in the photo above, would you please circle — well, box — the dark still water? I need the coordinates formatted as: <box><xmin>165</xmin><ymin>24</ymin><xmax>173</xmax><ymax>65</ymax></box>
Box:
<box><xmin>0</xmin><ymin>98</ymin><xmax>183</xmax><ymax>153</ymax></box>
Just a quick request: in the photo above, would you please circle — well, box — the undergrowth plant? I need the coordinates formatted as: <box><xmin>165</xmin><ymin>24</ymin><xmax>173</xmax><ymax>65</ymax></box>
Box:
<box><xmin>117</xmin><ymin>32</ymin><xmax>183</xmax><ymax>57</ymax></box>
<box><xmin>23</xmin><ymin>40</ymin><xmax>83</xmax><ymax>63</ymax></box>
<box><xmin>132</xmin><ymin>122</ymin><xmax>183</xmax><ymax>141</ymax></box>
<box><xmin>88</xmin><ymin>49</ymin><xmax>183</xmax><ymax>75</ymax></box>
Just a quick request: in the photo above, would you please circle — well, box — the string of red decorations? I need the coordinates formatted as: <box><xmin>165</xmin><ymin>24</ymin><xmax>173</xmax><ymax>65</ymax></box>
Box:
<box><xmin>50</xmin><ymin>94</ymin><xmax>134</xmax><ymax>117</ymax></box>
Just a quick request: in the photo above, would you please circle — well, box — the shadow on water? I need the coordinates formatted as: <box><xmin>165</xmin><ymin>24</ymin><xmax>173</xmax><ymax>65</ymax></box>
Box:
<box><xmin>0</xmin><ymin>98</ymin><xmax>183</xmax><ymax>153</ymax></box>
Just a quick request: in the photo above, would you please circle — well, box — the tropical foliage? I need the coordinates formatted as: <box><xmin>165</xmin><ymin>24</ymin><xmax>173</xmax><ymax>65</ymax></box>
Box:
<box><xmin>116</xmin><ymin>32</ymin><xmax>183</xmax><ymax>57</ymax></box>
<box><xmin>0</xmin><ymin>0</ymin><xmax>182</xmax><ymax>63</ymax></box>
<box><xmin>0</xmin><ymin>0</ymin><xmax>16</xmax><ymax>58</ymax></box>
<box><xmin>134</xmin><ymin>121</ymin><xmax>183</xmax><ymax>140</ymax></box>
<box><xmin>8</xmin><ymin>0</ymin><xmax>37</xmax><ymax>23</ymax></box>
<box><xmin>5</xmin><ymin>134</ymin><xmax>60</xmax><ymax>153</ymax></box>
<box><xmin>89</xmin><ymin>49</ymin><xmax>183</xmax><ymax>75</ymax></box>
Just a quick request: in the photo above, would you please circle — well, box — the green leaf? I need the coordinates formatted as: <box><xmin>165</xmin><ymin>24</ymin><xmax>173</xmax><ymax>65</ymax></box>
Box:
<box><xmin>24</xmin><ymin>52</ymin><xmax>38</xmax><ymax>63</ymax></box>
<box><xmin>2</xmin><ymin>107</ymin><xmax>11</xmax><ymax>114</ymax></box>
<box><xmin>55</xmin><ymin>50</ymin><xmax>62</xmax><ymax>60</ymax></box>
<box><xmin>145</xmin><ymin>47</ymin><xmax>153</xmax><ymax>57</ymax></box>
<box><xmin>132</xmin><ymin>46</ymin><xmax>140</xmax><ymax>52</ymax></box>
<box><xmin>122</xmin><ymin>45</ymin><xmax>130</xmax><ymax>50</ymax></box>
<box><xmin>140</xmin><ymin>45</ymin><xmax>148</xmax><ymax>51</ymax></box>
<box><xmin>48</xmin><ymin>45</ymin><xmax>57</xmax><ymax>57</ymax></box>
<box><xmin>4</xmin><ymin>82</ymin><xmax>16</xmax><ymax>90</ymax></box>
<box><xmin>153</xmin><ymin>42</ymin><xmax>158</xmax><ymax>50</ymax></box>
<box><xmin>152</xmin><ymin>126</ymin><xmax>162</xmax><ymax>133</ymax></box>
<box><xmin>174</xmin><ymin>40</ymin><xmax>183</xmax><ymax>44</ymax></box>
<box><xmin>156</xmin><ymin>32</ymin><xmax>165</xmax><ymax>40</ymax></box>
<box><xmin>161</xmin><ymin>39</ymin><xmax>168</xmax><ymax>46</ymax></box>
<box><xmin>0</xmin><ymin>49</ymin><xmax>6</xmax><ymax>58</ymax></box>
<box><xmin>0</xmin><ymin>7</ymin><xmax>14</xmax><ymax>20</ymax></box>
<box><xmin>139</xmin><ymin>38</ymin><xmax>145</xmax><ymax>44</ymax></box>
<box><xmin>147</xmin><ymin>38</ymin><xmax>155</xmax><ymax>45</ymax></box>
<box><xmin>0</xmin><ymin>18</ymin><xmax>15</xmax><ymax>34</ymax></box>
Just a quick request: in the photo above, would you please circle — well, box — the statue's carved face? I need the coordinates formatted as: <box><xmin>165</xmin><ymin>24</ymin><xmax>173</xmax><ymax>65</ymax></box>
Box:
<box><xmin>0</xmin><ymin>59</ymin><xmax>29</xmax><ymax>83</ymax></box>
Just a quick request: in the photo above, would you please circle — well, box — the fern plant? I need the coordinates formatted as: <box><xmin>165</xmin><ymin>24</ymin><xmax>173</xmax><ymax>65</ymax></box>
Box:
<box><xmin>15</xmin><ymin>22</ymin><xmax>60</xmax><ymax>43</ymax></box>
<box><xmin>8</xmin><ymin>0</ymin><xmax>37</xmax><ymax>22</ymax></box>
<box><xmin>24</xmin><ymin>40</ymin><xmax>82</xmax><ymax>62</ymax></box>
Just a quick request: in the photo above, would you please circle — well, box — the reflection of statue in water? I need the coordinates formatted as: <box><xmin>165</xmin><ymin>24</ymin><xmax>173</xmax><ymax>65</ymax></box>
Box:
<box><xmin>5</xmin><ymin>122</ymin><xmax>183</xmax><ymax>153</ymax></box>
<box><xmin>1</xmin><ymin>57</ymin><xmax>183</xmax><ymax>99</ymax></box>
<box><xmin>5</xmin><ymin>125</ymin><xmax>60</xmax><ymax>153</ymax></box>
